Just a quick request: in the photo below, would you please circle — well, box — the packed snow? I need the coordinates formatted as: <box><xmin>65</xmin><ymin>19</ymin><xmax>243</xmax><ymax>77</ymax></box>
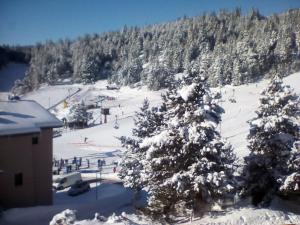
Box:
<box><xmin>23</xmin><ymin>85</ymin><xmax>80</xmax><ymax>109</ymax></box>
<box><xmin>219</xmin><ymin>72</ymin><xmax>300</xmax><ymax>158</ymax></box>
<box><xmin>47</xmin><ymin>206</ymin><xmax>300</xmax><ymax>225</ymax></box>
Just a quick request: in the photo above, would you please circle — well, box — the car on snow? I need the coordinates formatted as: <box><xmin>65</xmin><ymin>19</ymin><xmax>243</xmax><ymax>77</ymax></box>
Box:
<box><xmin>67</xmin><ymin>180</ymin><xmax>90</xmax><ymax>196</ymax></box>
<box><xmin>53</xmin><ymin>172</ymin><xmax>82</xmax><ymax>190</ymax></box>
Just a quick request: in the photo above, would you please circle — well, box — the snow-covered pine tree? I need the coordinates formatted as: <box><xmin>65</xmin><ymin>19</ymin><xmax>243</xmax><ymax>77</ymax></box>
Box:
<box><xmin>242</xmin><ymin>77</ymin><xmax>300</xmax><ymax>205</ymax></box>
<box><xmin>119</xmin><ymin>99</ymin><xmax>165</xmax><ymax>191</ymax></box>
<box><xmin>67</xmin><ymin>102</ymin><xmax>92</xmax><ymax>128</ymax></box>
<box><xmin>279</xmin><ymin>140</ymin><xmax>300</xmax><ymax>195</ymax></box>
<box><xmin>141</xmin><ymin>72</ymin><xmax>237</xmax><ymax>217</ymax></box>
<box><xmin>119</xmin><ymin>137</ymin><xmax>142</xmax><ymax>191</ymax></box>
<box><xmin>132</xmin><ymin>99</ymin><xmax>151</xmax><ymax>138</ymax></box>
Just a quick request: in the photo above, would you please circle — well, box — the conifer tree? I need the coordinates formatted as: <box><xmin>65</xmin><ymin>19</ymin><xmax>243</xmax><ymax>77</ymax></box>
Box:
<box><xmin>141</xmin><ymin>72</ymin><xmax>237</xmax><ymax>217</ymax></box>
<box><xmin>67</xmin><ymin>102</ymin><xmax>92</xmax><ymax>128</ymax></box>
<box><xmin>119</xmin><ymin>99</ymin><xmax>165</xmax><ymax>191</ymax></box>
<box><xmin>242</xmin><ymin>77</ymin><xmax>300</xmax><ymax>205</ymax></box>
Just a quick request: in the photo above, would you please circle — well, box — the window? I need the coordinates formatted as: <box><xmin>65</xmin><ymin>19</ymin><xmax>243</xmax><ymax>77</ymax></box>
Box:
<box><xmin>32</xmin><ymin>137</ymin><xmax>38</xmax><ymax>145</ymax></box>
<box><xmin>15</xmin><ymin>173</ymin><xmax>23</xmax><ymax>186</ymax></box>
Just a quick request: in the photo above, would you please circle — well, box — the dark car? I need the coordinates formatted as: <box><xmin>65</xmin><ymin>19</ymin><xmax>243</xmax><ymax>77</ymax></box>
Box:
<box><xmin>67</xmin><ymin>180</ymin><xmax>90</xmax><ymax>196</ymax></box>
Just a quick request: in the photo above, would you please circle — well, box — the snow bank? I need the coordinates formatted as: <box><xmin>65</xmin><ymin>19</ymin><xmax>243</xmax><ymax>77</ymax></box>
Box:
<box><xmin>49</xmin><ymin>206</ymin><xmax>300</xmax><ymax>225</ymax></box>
<box><xmin>49</xmin><ymin>211</ymin><xmax>152</xmax><ymax>225</ymax></box>
<box><xmin>49</xmin><ymin>209</ymin><xmax>76</xmax><ymax>225</ymax></box>
<box><xmin>187</xmin><ymin>207</ymin><xmax>300</xmax><ymax>225</ymax></box>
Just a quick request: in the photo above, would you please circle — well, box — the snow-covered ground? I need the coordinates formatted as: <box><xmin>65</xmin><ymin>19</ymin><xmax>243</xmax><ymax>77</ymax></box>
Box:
<box><xmin>51</xmin><ymin>80</ymin><xmax>163</xmax><ymax>173</ymax></box>
<box><xmin>49</xmin><ymin>72</ymin><xmax>299</xmax><ymax>169</ymax></box>
<box><xmin>1</xmin><ymin>183</ymin><xmax>136</xmax><ymax>225</ymax></box>
<box><xmin>220</xmin><ymin>72</ymin><xmax>300</xmax><ymax>158</ymax></box>
<box><xmin>47</xmin><ymin>204</ymin><xmax>300</xmax><ymax>225</ymax></box>
<box><xmin>23</xmin><ymin>85</ymin><xmax>80</xmax><ymax>109</ymax></box>
<box><xmin>0</xmin><ymin>72</ymin><xmax>299</xmax><ymax>225</ymax></box>
<box><xmin>5</xmin><ymin>72</ymin><xmax>298</xmax><ymax>163</ymax></box>
<box><xmin>53</xmin><ymin>72</ymin><xmax>300</xmax><ymax>164</ymax></box>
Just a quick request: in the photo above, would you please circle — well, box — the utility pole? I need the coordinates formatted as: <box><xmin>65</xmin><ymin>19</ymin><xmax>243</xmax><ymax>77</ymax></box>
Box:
<box><xmin>100</xmin><ymin>100</ymin><xmax>102</xmax><ymax>124</ymax></box>
<box><xmin>95</xmin><ymin>158</ymin><xmax>102</xmax><ymax>200</ymax></box>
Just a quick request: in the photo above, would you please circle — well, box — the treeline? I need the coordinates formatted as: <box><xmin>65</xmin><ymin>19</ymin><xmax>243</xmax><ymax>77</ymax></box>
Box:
<box><xmin>0</xmin><ymin>45</ymin><xmax>31</xmax><ymax>69</ymax></box>
<box><xmin>10</xmin><ymin>8</ymin><xmax>300</xmax><ymax>94</ymax></box>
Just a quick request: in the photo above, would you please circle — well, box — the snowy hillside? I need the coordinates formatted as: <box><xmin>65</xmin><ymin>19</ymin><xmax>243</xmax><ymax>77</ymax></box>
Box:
<box><xmin>220</xmin><ymin>72</ymin><xmax>300</xmax><ymax>158</ymax></box>
<box><xmin>6</xmin><ymin>72</ymin><xmax>298</xmax><ymax>165</ymax></box>
<box><xmin>51</xmin><ymin>80</ymin><xmax>162</xmax><ymax>163</ymax></box>
<box><xmin>0</xmin><ymin>63</ymin><xmax>27</xmax><ymax>100</ymax></box>
<box><xmin>23</xmin><ymin>85</ymin><xmax>80</xmax><ymax>109</ymax></box>
<box><xmin>0</xmin><ymin>72</ymin><xmax>299</xmax><ymax>225</ymax></box>
<box><xmin>49</xmin><ymin>72</ymin><xmax>299</xmax><ymax>163</ymax></box>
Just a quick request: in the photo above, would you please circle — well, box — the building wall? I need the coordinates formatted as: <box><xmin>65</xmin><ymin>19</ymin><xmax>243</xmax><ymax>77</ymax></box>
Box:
<box><xmin>0</xmin><ymin>128</ymin><xmax>53</xmax><ymax>208</ymax></box>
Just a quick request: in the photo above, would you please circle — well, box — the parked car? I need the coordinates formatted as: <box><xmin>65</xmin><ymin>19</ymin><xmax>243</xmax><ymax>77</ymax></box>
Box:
<box><xmin>53</xmin><ymin>172</ymin><xmax>82</xmax><ymax>190</ymax></box>
<box><xmin>67</xmin><ymin>180</ymin><xmax>90</xmax><ymax>196</ymax></box>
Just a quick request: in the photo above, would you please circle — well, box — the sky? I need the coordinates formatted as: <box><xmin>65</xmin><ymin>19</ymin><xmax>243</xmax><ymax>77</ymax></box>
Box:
<box><xmin>0</xmin><ymin>0</ymin><xmax>300</xmax><ymax>46</ymax></box>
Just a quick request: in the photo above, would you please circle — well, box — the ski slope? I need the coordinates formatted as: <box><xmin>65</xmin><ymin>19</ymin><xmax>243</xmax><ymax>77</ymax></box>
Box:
<box><xmin>220</xmin><ymin>72</ymin><xmax>300</xmax><ymax>158</ymax></box>
<box><xmin>23</xmin><ymin>85</ymin><xmax>80</xmax><ymax>109</ymax></box>
<box><xmin>2</xmin><ymin>70</ymin><xmax>297</xmax><ymax>171</ymax></box>
<box><xmin>6</xmin><ymin>72</ymin><xmax>298</xmax><ymax>165</ymax></box>
<box><xmin>50</xmin><ymin>72</ymin><xmax>300</xmax><ymax>163</ymax></box>
<box><xmin>50</xmin><ymin>80</ymin><xmax>163</xmax><ymax>169</ymax></box>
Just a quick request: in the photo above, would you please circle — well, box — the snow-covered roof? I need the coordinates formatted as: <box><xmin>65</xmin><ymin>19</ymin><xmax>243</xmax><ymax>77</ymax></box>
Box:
<box><xmin>0</xmin><ymin>100</ymin><xmax>63</xmax><ymax>136</ymax></box>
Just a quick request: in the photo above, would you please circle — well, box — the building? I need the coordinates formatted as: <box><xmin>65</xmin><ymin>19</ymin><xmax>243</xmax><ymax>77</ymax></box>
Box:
<box><xmin>0</xmin><ymin>100</ymin><xmax>62</xmax><ymax>208</ymax></box>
